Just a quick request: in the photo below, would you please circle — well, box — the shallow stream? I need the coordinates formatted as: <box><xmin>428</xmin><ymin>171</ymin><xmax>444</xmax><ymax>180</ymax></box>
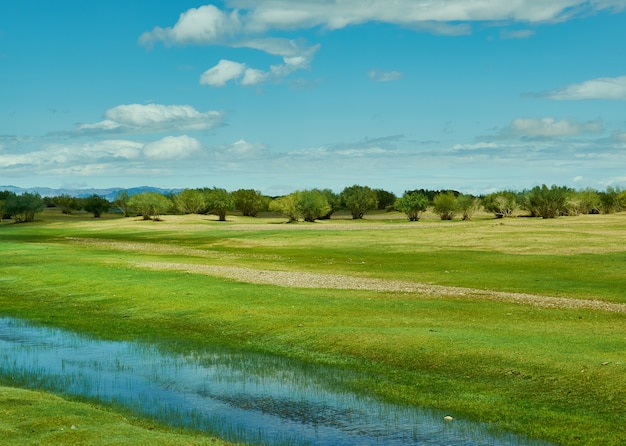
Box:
<box><xmin>0</xmin><ymin>316</ymin><xmax>551</xmax><ymax>445</ymax></box>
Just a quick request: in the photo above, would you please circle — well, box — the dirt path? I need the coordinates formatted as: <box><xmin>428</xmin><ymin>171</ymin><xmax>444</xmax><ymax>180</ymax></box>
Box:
<box><xmin>136</xmin><ymin>261</ymin><xmax>626</xmax><ymax>314</ymax></box>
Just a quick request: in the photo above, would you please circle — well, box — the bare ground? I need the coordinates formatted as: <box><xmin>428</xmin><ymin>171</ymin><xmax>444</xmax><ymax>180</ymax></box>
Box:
<box><xmin>137</xmin><ymin>261</ymin><xmax>626</xmax><ymax>314</ymax></box>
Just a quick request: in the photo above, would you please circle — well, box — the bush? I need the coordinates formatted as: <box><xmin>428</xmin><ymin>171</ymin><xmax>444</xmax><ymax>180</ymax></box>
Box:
<box><xmin>524</xmin><ymin>184</ymin><xmax>570</xmax><ymax>218</ymax></box>
<box><xmin>3</xmin><ymin>192</ymin><xmax>44</xmax><ymax>222</ymax></box>
<box><xmin>340</xmin><ymin>185</ymin><xmax>378</xmax><ymax>219</ymax></box>
<box><xmin>432</xmin><ymin>191</ymin><xmax>457</xmax><ymax>220</ymax></box>
<box><xmin>483</xmin><ymin>191</ymin><xmax>517</xmax><ymax>218</ymax></box>
<box><xmin>395</xmin><ymin>191</ymin><xmax>428</xmax><ymax>221</ymax></box>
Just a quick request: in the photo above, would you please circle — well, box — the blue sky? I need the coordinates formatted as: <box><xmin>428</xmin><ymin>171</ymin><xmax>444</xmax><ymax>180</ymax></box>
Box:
<box><xmin>1</xmin><ymin>1</ymin><xmax>626</xmax><ymax>195</ymax></box>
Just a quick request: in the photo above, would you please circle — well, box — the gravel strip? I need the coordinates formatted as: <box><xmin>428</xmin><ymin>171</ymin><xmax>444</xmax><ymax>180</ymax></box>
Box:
<box><xmin>136</xmin><ymin>261</ymin><xmax>626</xmax><ymax>314</ymax></box>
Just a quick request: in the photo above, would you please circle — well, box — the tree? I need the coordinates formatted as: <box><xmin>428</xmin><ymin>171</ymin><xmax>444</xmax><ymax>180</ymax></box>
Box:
<box><xmin>375</xmin><ymin>189</ymin><xmax>397</xmax><ymax>210</ymax></box>
<box><xmin>456</xmin><ymin>194</ymin><xmax>480</xmax><ymax>221</ymax></box>
<box><xmin>82</xmin><ymin>195</ymin><xmax>110</xmax><ymax>218</ymax></box>
<box><xmin>114</xmin><ymin>190</ymin><xmax>131</xmax><ymax>217</ymax></box>
<box><xmin>599</xmin><ymin>186</ymin><xmax>623</xmax><ymax>214</ymax></box>
<box><xmin>340</xmin><ymin>185</ymin><xmax>378</xmax><ymax>219</ymax></box>
<box><xmin>295</xmin><ymin>190</ymin><xmax>331</xmax><ymax>222</ymax></box>
<box><xmin>317</xmin><ymin>189</ymin><xmax>340</xmax><ymax>219</ymax></box>
<box><xmin>0</xmin><ymin>190</ymin><xmax>12</xmax><ymax>220</ymax></box>
<box><xmin>203</xmin><ymin>188</ymin><xmax>234</xmax><ymax>221</ymax></box>
<box><xmin>232</xmin><ymin>189</ymin><xmax>269</xmax><ymax>217</ymax></box>
<box><xmin>394</xmin><ymin>191</ymin><xmax>428</xmax><ymax>221</ymax></box>
<box><xmin>173</xmin><ymin>189</ymin><xmax>206</xmax><ymax>214</ymax></box>
<box><xmin>53</xmin><ymin>194</ymin><xmax>80</xmax><ymax>214</ymax></box>
<box><xmin>432</xmin><ymin>191</ymin><xmax>457</xmax><ymax>220</ymax></box>
<box><xmin>269</xmin><ymin>194</ymin><xmax>299</xmax><ymax>222</ymax></box>
<box><xmin>3</xmin><ymin>192</ymin><xmax>45</xmax><ymax>223</ymax></box>
<box><xmin>567</xmin><ymin>188</ymin><xmax>601</xmax><ymax>215</ymax></box>
<box><xmin>524</xmin><ymin>184</ymin><xmax>570</xmax><ymax>218</ymax></box>
<box><xmin>128</xmin><ymin>192</ymin><xmax>172</xmax><ymax>221</ymax></box>
<box><xmin>483</xmin><ymin>191</ymin><xmax>517</xmax><ymax>218</ymax></box>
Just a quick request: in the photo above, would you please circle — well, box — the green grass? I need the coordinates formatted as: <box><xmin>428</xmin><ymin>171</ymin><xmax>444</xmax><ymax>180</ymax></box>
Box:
<box><xmin>1</xmin><ymin>209</ymin><xmax>626</xmax><ymax>445</ymax></box>
<box><xmin>0</xmin><ymin>386</ymin><xmax>236</xmax><ymax>446</ymax></box>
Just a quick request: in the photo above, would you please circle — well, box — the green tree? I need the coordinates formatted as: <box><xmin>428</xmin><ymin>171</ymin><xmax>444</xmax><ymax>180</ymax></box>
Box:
<box><xmin>128</xmin><ymin>192</ymin><xmax>172</xmax><ymax>221</ymax></box>
<box><xmin>394</xmin><ymin>191</ymin><xmax>428</xmax><ymax>221</ymax></box>
<box><xmin>173</xmin><ymin>189</ymin><xmax>206</xmax><ymax>214</ymax></box>
<box><xmin>599</xmin><ymin>186</ymin><xmax>623</xmax><ymax>214</ymax></box>
<box><xmin>4</xmin><ymin>192</ymin><xmax>45</xmax><ymax>223</ymax></box>
<box><xmin>456</xmin><ymin>194</ymin><xmax>480</xmax><ymax>221</ymax></box>
<box><xmin>524</xmin><ymin>184</ymin><xmax>571</xmax><ymax>218</ymax></box>
<box><xmin>232</xmin><ymin>189</ymin><xmax>269</xmax><ymax>217</ymax></box>
<box><xmin>316</xmin><ymin>189</ymin><xmax>340</xmax><ymax>219</ymax></box>
<box><xmin>567</xmin><ymin>188</ymin><xmax>601</xmax><ymax>215</ymax></box>
<box><xmin>203</xmin><ymin>188</ymin><xmax>234</xmax><ymax>221</ymax></box>
<box><xmin>82</xmin><ymin>195</ymin><xmax>110</xmax><ymax>218</ymax></box>
<box><xmin>483</xmin><ymin>191</ymin><xmax>517</xmax><ymax>218</ymax></box>
<box><xmin>0</xmin><ymin>190</ymin><xmax>14</xmax><ymax>220</ymax></box>
<box><xmin>269</xmin><ymin>194</ymin><xmax>299</xmax><ymax>222</ymax></box>
<box><xmin>340</xmin><ymin>185</ymin><xmax>378</xmax><ymax>219</ymax></box>
<box><xmin>432</xmin><ymin>191</ymin><xmax>458</xmax><ymax>220</ymax></box>
<box><xmin>374</xmin><ymin>189</ymin><xmax>397</xmax><ymax>210</ymax></box>
<box><xmin>53</xmin><ymin>194</ymin><xmax>80</xmax><ymax>214</ymax></box>
<box><xmin>114</xmin><ymin>190</ymin><xmax>131</xmax><ymax>217</ymax></box>
<box><xmin>295</xmin><ymin>190</ymin><xmax>331</xmax><ymax>222</ymax></box>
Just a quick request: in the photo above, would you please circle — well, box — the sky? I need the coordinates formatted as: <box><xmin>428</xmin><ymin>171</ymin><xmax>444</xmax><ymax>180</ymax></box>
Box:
<box><xmin>1</xmin><ymin>0</ymin><xmax>626</xmax><ymax>196</ymax></box>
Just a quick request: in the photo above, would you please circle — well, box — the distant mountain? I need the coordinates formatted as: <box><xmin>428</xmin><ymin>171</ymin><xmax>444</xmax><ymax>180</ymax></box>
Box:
<box><xmin>0</xmin><ymin>185</ymin><xmax>181</xmax><ymax>201</ymax></box>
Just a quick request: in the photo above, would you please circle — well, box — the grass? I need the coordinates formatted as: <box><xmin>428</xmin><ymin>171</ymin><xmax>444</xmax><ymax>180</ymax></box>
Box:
<box><xmin>0</xmin><ymin>386</ymin><xmax>236</xmax><ymax>446</ymax></box>
<box><xmin>1</xmin><ymin>209</ymin><xmax>626</xmax><ymax>445</ymax></box>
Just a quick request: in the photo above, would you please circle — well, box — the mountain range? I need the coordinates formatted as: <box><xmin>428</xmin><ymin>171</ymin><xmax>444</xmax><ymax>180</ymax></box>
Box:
<box><xmin>0</xmin><ymin>185</ymin><xmax>180</xmax><ymax>201</ymax></box>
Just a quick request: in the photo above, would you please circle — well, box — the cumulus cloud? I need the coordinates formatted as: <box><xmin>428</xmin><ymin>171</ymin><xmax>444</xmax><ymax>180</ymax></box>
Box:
<box><xmin>200</xmin><ymin>59</ymin><xmax>247</xmax><ymax>86</ymax></box>
<box><xmin>138</xmin><ymin>5</ymin><xmax>242</xmax><ymax>47</ymax></box>
<box><xmin>503</xmin><ymin>117</ymin><xmax>604</xmax><ymax>138</ymax></box>
<box><xmin>143</xmin><ymin>135</ymin><xmax>201</xmax><ymax>159</ymax></box>
<box><xmin>368</xmin><ymin>69</ymin><xmax>404</xmax><ymax>82</ymax></box>
<box><xmin>76</xmin><ymin>104</ymin><xmax>225</xmax><ymax>134</ymax></box>
<box><xmin>543</xmin><ymin>76</ymin><xmax>626</xmax><ymax>100</ymax></box>
<box><xmin>143</xmin><ymin>1</ymin><xmax>622</xmax><ymax>88</ymax></box>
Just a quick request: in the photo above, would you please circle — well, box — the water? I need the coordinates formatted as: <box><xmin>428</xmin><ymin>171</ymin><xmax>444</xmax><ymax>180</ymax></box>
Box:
<box><xmin>0</xmin><ymin>317</ymin><xmax>550</xmax><ymax>445</ymax></box>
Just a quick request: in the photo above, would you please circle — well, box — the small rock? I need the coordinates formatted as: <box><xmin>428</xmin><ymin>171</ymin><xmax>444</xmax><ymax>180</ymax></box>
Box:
<box><xmin>601</xmin><ymin>362</ymin><xmax>609</xmax><ymax>366</ymax></box>
<box><xmin>444</xmin><ymin>416</ymin><xmax>453</xmax><ymax>421</ymax></box>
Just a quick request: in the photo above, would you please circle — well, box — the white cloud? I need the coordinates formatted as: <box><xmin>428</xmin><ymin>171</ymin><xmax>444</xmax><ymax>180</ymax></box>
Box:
<box><xmin>232</xmin><ymin>0</ymin><xmax>624</xmax><ymax>30</ymax></box>
<box><xmin>241</xmin><ymin>68</ymin><xmax>270</xmax><ymax>85</ymax></box>
<box><xmin>544</xmin><ymin>76</ymin><xmax>626</xmax><ymax>100</ymax></box>
<box><xmin>143</xmin><ymin>135</ymin><xmax>201</xmax><ymax>159</ymax></box>
<box><xmin>368</xmin><ymin>69</ymin><xmax>404</xmax><ymax>82</ymax></box>
<box><xmin>215</xmin><ymin>139</ymin><xmax>269</xmax><ymax>159</ymax></box>
<box><xmin>504</xmin><ymin>117</ymin><xmax>604</xmax><ymax>138</ymax></box>
<box><xmin>139</xmin><ymin>5</ymin><xmax>242</xmax><ymax>47</ymax></box>
<box><xmin>139</xmin><ymin>1</ymin><xmax>626</xmax><ymax>89</ymax></box>
<box><xmin>200</xmin><ymin>59</ymin><xmax>247</xmax><ymax>86</ymax></box>
<box><xmin>77</xmin><ymin>104</ymin><xmax>225</xmax><ymax>134</ymax></box>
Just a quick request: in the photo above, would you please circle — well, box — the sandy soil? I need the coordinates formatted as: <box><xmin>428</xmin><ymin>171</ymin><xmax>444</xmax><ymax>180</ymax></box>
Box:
<box><xmin>137</xmin><ymin>261</ymin><xmax>626</xmax><ymax>314</ymax></box>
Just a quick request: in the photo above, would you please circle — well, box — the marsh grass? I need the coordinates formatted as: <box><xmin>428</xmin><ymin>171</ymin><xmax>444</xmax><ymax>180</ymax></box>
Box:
<box><xmin>1</xmin><ymin>210</ymin><xmax>626</xmax><ymax>444</ymax></box>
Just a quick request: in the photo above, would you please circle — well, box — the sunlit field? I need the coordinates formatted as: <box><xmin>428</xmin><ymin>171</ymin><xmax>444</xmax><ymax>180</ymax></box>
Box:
<box><xmin>1</xmin><ymin>209</ymin><xmax>625</xmax><ymax>445</ymax></box>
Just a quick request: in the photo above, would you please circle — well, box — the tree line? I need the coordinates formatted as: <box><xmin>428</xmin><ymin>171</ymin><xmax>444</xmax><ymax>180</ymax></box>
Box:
<box><xmin>1</xmin><ymin>184</ymin><xmax>625</xmax><ymax>223</ymax></box>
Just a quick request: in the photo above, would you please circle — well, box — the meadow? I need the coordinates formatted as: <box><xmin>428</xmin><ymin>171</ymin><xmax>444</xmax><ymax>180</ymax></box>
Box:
<box><xmin>1</xmin><ymin>208</ymin><xmax>625</xmax><ymax>445</ymax></box>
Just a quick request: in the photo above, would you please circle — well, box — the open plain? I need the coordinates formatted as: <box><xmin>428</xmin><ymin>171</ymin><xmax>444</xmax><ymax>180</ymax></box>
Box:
<box><xmin>1</xmin><ymin>209</ymin><xmax>625</xmax><ymax>445</ymax></box>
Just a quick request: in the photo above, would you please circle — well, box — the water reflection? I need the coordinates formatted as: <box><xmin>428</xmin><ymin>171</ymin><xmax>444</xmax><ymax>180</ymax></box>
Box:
<box><xmin>0</xmin><ymin>317</ymin><xmax>549</xmax><ymax>445</ymax></box>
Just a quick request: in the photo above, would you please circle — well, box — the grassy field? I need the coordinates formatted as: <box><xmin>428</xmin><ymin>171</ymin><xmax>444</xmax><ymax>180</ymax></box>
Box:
<box><xmin>1</xmin><ymin>209</ymin><xmax>625</xmax><ymax>445</ymax></box>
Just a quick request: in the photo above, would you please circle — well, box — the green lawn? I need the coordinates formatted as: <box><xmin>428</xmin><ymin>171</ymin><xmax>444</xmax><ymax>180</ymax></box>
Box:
<box><xmin>1</xmin><ymin>209</ymin><xmax>625</xmax><ymax>445</ymax></box>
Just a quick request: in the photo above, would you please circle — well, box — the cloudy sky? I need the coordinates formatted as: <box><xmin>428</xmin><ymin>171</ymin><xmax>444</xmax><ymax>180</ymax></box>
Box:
<box><xmin>2</xmin><ymin>1</ymin><xmax>626</xmax><ymax>195</ymax></box>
